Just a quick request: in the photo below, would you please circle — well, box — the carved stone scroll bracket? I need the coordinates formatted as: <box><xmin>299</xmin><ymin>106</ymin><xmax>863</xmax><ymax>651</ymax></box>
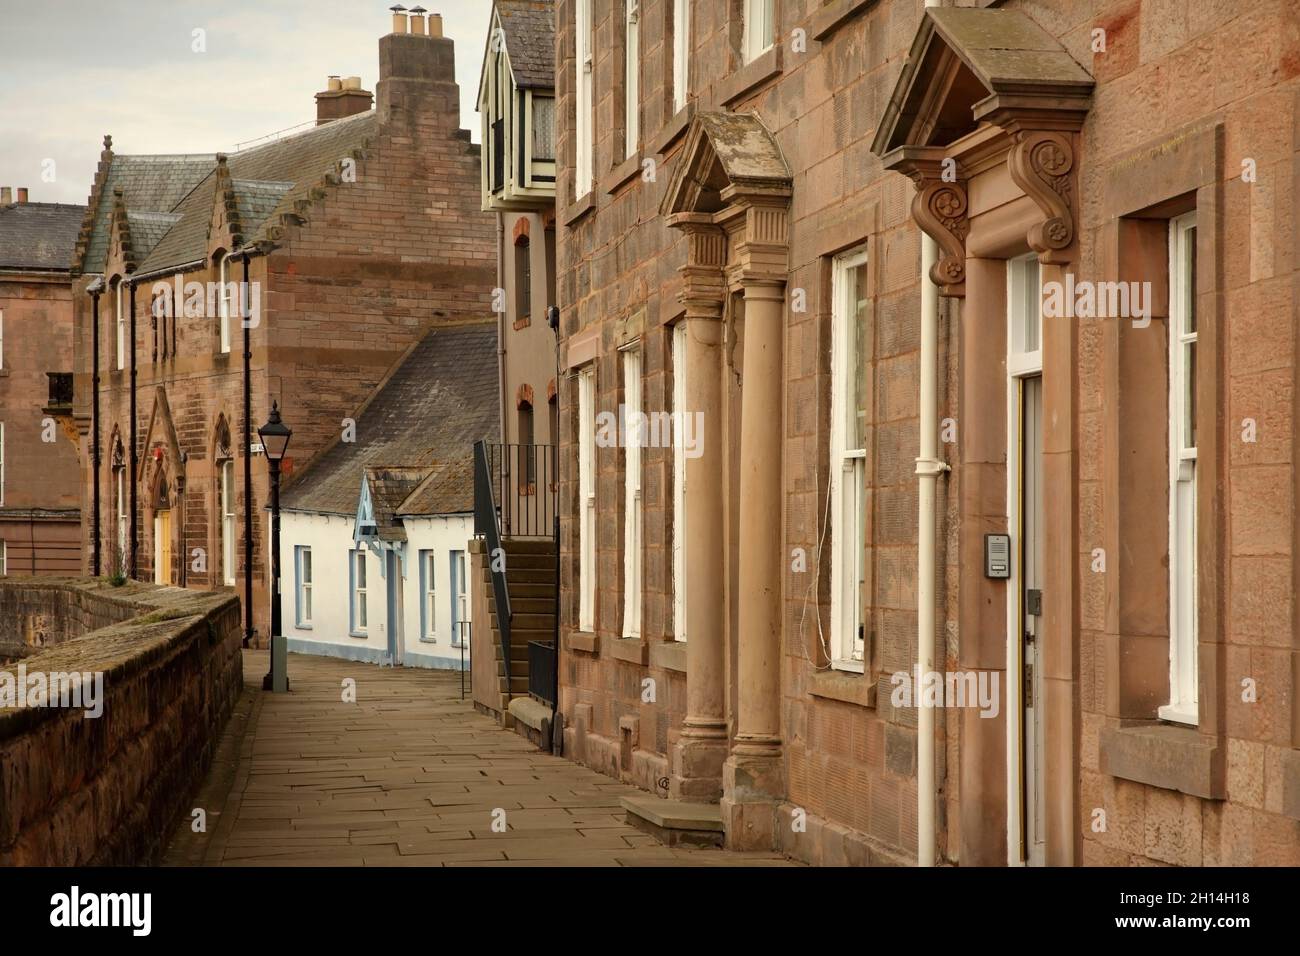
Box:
<box><xmin>911</xmin><ymin>176</ymin><xmax>970</xmax><ymax>298</ymax></box>
<box><xmin>1008</xmin><ymin>130</ymin><xmax>1076</xmax><ymax>265</ymax></box>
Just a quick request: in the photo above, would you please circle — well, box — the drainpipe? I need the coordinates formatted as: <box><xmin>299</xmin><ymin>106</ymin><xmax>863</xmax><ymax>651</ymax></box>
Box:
<box><xmin>496</xmin><ymin>215</ymin><xmax>508</xmax><ymax>446</ymax></box>
<box><xmin>129</xmin><ymin>277</ymin><xmax>138</xmax><ymax>579</ymax></box>
<box><xmin>916</xmin><ymin>0</ymin><xmax>946</xmax><ymax>871</ymax></box>
<box><xmin>916</xmin><ymin>232</ymin><xmax>946</xmax><ymax>868</ymax></box>
<box><xmin>242</xmin><ymin>252</ymin><xmax>254</xmax><ymax>647</ymax></box>
<box><xmin>90</xmin><ymin>285</ymin><xmax>102</xmax><ymax>576</ymax></box>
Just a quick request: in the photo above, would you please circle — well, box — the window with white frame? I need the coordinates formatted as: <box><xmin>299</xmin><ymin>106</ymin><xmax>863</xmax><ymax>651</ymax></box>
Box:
<box><xmin>1007</xmin><ymin>254</ymin><xmax>1042</xmax><ymax>372</ymax></box>
<box><xmin>115</xmin><ymin>465</ymin><xmax>127</xmax><ymax>568</ymax></box>
<box><xmin>0</xmin><ymin>539</ymin><xmax>6</xmax><ymax>576</ymax></box>
<box><xmin>672</xmin><ymin>323</ymin><xmax>687</xmax><ymax>642</ymax></box>
<box><xmin>624</xmin><ymin>0</ymin><xmax>640</xmax><ymax>159</ymax></box>
<box><xmin>420</xmin><ymin>549</ymin><xmax>436</xmax><ymax>642</ymax></box>
<box><xmin>578</xmin><ymin>366</ymin><xmax>597</xmax><ymax>631</ymax></box>
<box><xmin>830</xmin><ymin>247</ymin><xmax>870</xmax><ymax>670</ymax></box>
<box><xmin>218</xmin><ymin>253</ymin><xmax>235</xmax><ymax>354</ymax></box>
<box><xmin>350</xmin><ymin>548</ymin><xmax>369</xmax><ymax>634</ymax></box>
<box><xmin>0</xmin><ymin>309</ymin><xmax>5</xmax><ymax>369</ymax></box>
<box><xmin>575</xmin><ymin>0</ymin><xmax>594</xmax><ymax>197</ymax></box>
<box><xmin>295</xmin><ymin>546</ymin><xmax>312</xmax><ymax>627</ymax></box>
<box><xmin>220</xmin><ymin>459</ymin><xmax>236</xmax><ymax>585</ymax></box>
<box><xmin>622</xmin><ymin>347</ymin><xmax>642</xmax><ymax>638</ymax></box>
<box><xmin>451</xmin><ymin>550</ymin><xmax>468</xmax><ymax>646</ymax></box>
<box><xmin>0</xmin><ymin>422</ymin><xmax>4</xmax><ymax>506</ymax></box>
<box><xmin>743</xmin><ymin>0</ymin><xmax>775</xmax><ymax>63</ymax></box>
<box><xmin>114</xmin><ymin>280</ymin><xmax>126</xmax><ymax>371</ymax></box>
<box><xmin>1163</xmin><ymin>211</ymin><xmax>1198</xmax><ymax>726</ymax></box>
<box><xmin>672</xmin><ymin>0</ymin><xmax>691</xmax><ymax>114</ymax></box>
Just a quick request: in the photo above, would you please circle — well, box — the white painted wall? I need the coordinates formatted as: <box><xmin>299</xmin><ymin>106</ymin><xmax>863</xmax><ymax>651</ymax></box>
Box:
<box><xmin>279</xmin><ymin>510</ymin><xmax>474</xmax><ymax>671</ymax></box>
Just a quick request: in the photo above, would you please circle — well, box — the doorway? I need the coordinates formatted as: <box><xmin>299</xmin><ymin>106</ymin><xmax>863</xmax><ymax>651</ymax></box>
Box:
<box><xmin>1006</xmin><ymin>253</ymin><xmax>1045</xmax><ymax>866</ymax></box>
<box><xmin>153</xmin><ymin>474</ymin><xmax>173</xmax><ymax>586</ymax></box>
<box><xmin>386</xmin><ymin>550</ymin><xmax>405</xmax><ymax>666</ymax></box>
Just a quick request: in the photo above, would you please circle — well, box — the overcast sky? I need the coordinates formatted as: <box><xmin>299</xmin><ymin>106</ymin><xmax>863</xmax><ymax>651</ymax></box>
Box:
<box><xmin>0</xmin><ymin>0</ymin><xmax>494</xmax><ymax>205</ymax></box>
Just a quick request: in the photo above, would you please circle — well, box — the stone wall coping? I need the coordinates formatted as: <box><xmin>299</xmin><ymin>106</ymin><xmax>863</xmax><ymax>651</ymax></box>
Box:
<box><xmin>0</xmin><ymin>578</ymin><xmax>239</xmax><ymax>740</ymax></box>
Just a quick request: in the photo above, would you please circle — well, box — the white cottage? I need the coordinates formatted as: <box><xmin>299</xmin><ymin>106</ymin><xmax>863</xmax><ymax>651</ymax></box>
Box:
<box><xmin>277</xmin><ymin>322</ymin><xmax>498</xmax><ymax>670</ymax></box>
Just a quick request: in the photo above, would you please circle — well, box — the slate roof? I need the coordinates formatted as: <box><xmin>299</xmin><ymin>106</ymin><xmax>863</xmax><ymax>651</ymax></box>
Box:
<box><xmin>79</xmin><ymin>154</ymin><xmax>216</xmax><ymax>274</ymax></box>
<box><xmin>0</xmin><ymin>202</ymin><xmax>86</xmax><ymax>272</ymax></box>
<box><xmin>77</xmin><ymin>110</ymin><xmax>377</xmax><ymax>276</ymax></box>
<box><xmin>281</xmin><ymin>322</ymin><xmax>499</xmax><ymax>523</ymax></box>
<box><xmin>495</xmin><ymin>0</ymin><xmax>555</xmax><ymax>89</ymax></box>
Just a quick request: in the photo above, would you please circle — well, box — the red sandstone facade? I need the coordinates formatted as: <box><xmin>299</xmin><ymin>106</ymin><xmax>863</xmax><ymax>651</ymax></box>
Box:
<box><xmin>0</xmin><ymin>195</ymin><xmax>84</xmax><ymax>576</ymax></box>
<box><xmin>549</xmin><ymin>0</ymin><xmax>1300</xmax><ymax>867</ymax></box>
<box><xmin>71</xmin><ymin>15</ymin><xmax>494</xmax><ymax>643</ymax></box>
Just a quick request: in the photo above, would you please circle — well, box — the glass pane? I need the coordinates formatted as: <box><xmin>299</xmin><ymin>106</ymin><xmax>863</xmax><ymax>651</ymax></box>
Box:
<box><xmin>1185</xmin><ymin>227</ymin><xmax>1197</xmax><ymax>334</ymax></box>
<box><xmin>303</xmin><ymin>550</ymin><xmax>311</xmax><ymax>583</ymax></box>
<box><xmin>359</xmin><ymin>593</ymin><xmax>367</xmax><ymax>628</ymax></box>
<box><xmin>1022</xmin><ymin>258</ymin><xmax>1041</xmax><ymax>353</ymax></box>
<box><xmin>1185</xmin><ymin>341</ymin><xmax>1196</xmax><ymax>450</ymax></box>
<box><xmin>532</xmin><ymin>97</ymin><xmax>556</xmax><ymax>161</ymax></box>
<box><xmin>304</xmin><ymin>588</ymin><xmax>311</xmax><ymax>621</ymax></box>
<box><xmin>848</xmin><ymin>262</ymin><xmax>869</xmax><ymax>451</ymax></box>
<box><xmin>356</xmin><ymin>553</ymin><xmax>366</xmax><ymax>588</ymax></box>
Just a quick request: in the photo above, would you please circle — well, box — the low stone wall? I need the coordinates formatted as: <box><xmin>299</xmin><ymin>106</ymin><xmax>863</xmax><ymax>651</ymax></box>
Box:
<box><xmin>0</xmin><ymin>578</ymin><xmax>243</xmax><ymax>865</ymax></box>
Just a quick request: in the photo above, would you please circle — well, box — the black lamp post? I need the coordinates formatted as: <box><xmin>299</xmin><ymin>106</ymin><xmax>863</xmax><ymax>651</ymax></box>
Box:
<box><xmin>259</xmin><ymin>401</ymin><xmax>292</xmax><ymax>692</ymax></box>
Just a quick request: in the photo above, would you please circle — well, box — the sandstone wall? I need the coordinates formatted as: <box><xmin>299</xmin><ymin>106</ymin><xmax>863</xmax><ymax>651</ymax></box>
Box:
<box><xmin>0</xmin><ymin>579</ymin><xmax>242</xmax><ymax>865</ymax></box>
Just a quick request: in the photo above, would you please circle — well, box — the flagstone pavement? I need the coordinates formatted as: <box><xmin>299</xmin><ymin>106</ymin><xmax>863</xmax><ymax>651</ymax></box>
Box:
<box><xmin>163</xmin><ymin>650</ymin><xmax>796</xmax><ymax>867</ymax></box>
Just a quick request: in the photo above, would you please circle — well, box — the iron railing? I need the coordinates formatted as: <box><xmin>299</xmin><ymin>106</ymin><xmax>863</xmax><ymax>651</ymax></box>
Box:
<box><xmin>528</xmin><ymin>639</ymin><xmax>556</xmax><ymax>707</ymax></box>
<box><xmin>488</xmin><ymin>442</ymin><xmax>558</xmax><ymax>538</ymax></box>
<box><xmin>473</xmin><ymin>440</ymin><xmax>512</xmax><ymax>692</ymax></box>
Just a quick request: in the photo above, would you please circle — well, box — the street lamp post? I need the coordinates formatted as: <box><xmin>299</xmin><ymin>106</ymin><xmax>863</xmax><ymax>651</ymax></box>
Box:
<box><xmin>258</xmin><ymin>401</ymin><xmax>292</xmax><ymax>693</ymax></box>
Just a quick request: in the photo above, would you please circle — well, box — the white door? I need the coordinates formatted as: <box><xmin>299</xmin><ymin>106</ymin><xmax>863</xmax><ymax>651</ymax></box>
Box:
<box><xmin>1019</xmin><ymin>375</ymin><xmax>1045</xmax><ymax>867</ymax></box>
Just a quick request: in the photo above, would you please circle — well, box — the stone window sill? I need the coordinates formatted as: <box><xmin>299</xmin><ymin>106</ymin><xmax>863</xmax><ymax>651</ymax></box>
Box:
<box><xmin>1099</xmin><ymin>722</ymin><xmax>1225</xmax><ymax>800</ymax></box>
<box><xmin>650</xmin><ymin>102</ymin><xmax>695</xmax><ymax>157</ymax></box>
<box><xmin>719</xmin><ymin>45</ymin><xmax>783</xmax><ymax>109</ymax></box>
<box><xmin>606</xmin><ymin>635</ymin><xmax>648</xmax><ymax>664</ymax></box>
<box><xmin>649</xmin><ymin>639</ymin><xmax>687</xmax><ymax>673</ymax></box>
<box><xmin>562</xmin><ymin>190</ymin><xmax>596</xmax><ymax>227</ymax></box>
<box><xmin>807</xmin><ymin>0</ymin><xmax>878</xmax><ymax>41</ymax></box>
<box><xmin>603</xmin><ymin>153</ymin><xmax>643</xmax><ymax>195</ymax></box>
<box><xmin>565</xmin><ymin>629</ymin><xmax>598</xmax><ymax>654</ymax></box>
<box><xmin>809</xmin><ymin>668</ymin><xmax>875</xmax><ymax>708</ymax></box>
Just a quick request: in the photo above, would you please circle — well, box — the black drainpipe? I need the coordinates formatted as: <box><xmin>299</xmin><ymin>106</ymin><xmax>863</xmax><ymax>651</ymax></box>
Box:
<box><xmin>90</xmin><ymin>287</ymin><xmax>102</xmax><ymax>576</ymax></box>
<box><xmin>547</xmin><ymin>304</ymin><xmax>562</xmax><ymax>754</ymax></box>
<box><xmin>242</xmin><ymin>252</ymin><xmax>254</xmax><ymax>646</ymax></box>
<box><xmin>128</xmin><ymin>276</ymin><xmax>138</xmax><ymax>580</ymax></box>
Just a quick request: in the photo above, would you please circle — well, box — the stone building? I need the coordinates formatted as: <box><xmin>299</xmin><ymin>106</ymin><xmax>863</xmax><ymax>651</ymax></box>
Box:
<box><xmin>70</xmin><ymin>10</ymin><xmax>495</xmax><ymax>643</ymax></box>
<box><xmin>548</xmin><ymin>0</ymin><xmax>1300</xmax><ymax>867</ymax></box>
<box><xmin>0</xmin><ymin>190</ymin><xmax>84</xmax><ymax>576</ymax></box>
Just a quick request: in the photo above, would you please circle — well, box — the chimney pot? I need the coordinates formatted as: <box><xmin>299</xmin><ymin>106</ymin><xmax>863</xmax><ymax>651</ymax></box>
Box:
<box><xmin>390</xmin><ymin>4</ymin><xmax>408</xmax><ymax>34</ymax></box>
<box><xmin>343</xmin><ymin>76</ymin><xmax>362</xmax><ymax>90</ymax></box>
<box><xmin>1</xmin><ymin>187</ymin><xmax>11</xmax><ymax>205</ymax></box>
<box><xmin>427</xmin><ymin>12</ymin><xmax>443</xmax><ymax>38</ymax></box>
<box><xmin>409</xmin><ymin>5</ymin><xmax>427</xmax><ymax>35</ymax></box>
<box><xmin>16</xmin><ymin>187</ymin><xmax>28</xmax><ymax>203</ymax></box>
<box><xmin>327</xmin><ymin>75</ymin><xmax>342</xmax><ymax>91</ymax></box>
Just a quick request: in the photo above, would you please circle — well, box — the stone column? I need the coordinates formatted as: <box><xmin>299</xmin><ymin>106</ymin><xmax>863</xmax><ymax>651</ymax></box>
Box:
<box><xmin>669</xmin><ymin>219</ymin><xmax>729</xmax><ymax>803</ymax></box>
<box><xmin>722</xmin><ymin>277</ymin><xmax>786</xmax><ymax>849</ymax></box>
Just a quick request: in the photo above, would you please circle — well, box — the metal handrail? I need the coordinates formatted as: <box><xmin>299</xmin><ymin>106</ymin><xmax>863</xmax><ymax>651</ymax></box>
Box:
<box><xmin>474</xmin><ymin>439</ymin><xmax>512</xmax><ymax>692</ymax></box>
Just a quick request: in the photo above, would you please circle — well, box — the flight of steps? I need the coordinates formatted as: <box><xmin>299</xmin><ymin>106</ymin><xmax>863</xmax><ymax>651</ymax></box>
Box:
<box><xmin>477</xmin><ymin>537</ymin><xmax>557</xmax><ymax>713</ymax></box>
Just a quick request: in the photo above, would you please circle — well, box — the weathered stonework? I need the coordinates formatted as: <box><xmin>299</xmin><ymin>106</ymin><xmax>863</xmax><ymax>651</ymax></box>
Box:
<box><xmin>0</xmin><ymin>579</ymin><xmax>242</xmax><ymax>865</ymax></box>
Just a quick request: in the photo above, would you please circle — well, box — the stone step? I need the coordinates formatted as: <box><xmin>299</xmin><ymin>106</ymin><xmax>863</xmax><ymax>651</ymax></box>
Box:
<box><xmin>621</xmin><ymin>794</ymin><xmax>725</xmax><ymax>849</ymax></box>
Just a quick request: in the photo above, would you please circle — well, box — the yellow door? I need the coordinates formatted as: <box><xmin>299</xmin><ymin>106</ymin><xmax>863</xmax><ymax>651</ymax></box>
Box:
<box><xmin>154</xmin><ymin>510</ymin><xmax>172</xmax><ymax>585</ymax></box>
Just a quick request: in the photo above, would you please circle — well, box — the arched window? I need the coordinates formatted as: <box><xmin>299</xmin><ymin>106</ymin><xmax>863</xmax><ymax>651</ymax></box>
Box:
<box><xmin>112</xmin><ymin>278</ymin><xmax>126</xmax><ymax>371</ymax></box>
<box><xmin>214</xmin><ymin>418</ymin><xmax>236</xmax><ymax>586</ymax></box>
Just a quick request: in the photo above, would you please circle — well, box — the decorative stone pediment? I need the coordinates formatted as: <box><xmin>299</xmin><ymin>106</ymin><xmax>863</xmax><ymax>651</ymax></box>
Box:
<box><xmin>872</xmin><ymin>8</ymin><xmax>1094</xmax><ymax>289</ymax></box>
<box><xmin>662</xmin><ymin>111</ymin><xmax>792</xmax><ymax>219</ymax></box>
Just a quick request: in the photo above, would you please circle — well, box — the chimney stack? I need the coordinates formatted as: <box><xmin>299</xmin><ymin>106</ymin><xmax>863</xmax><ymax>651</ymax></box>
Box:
<box><xmin>316</xmin><ymin>75</ymin><xmax>374</xmax><ymax>124</ymax></box>
<box><xmin>390</xmin><ymin>4</ymin><xmax>408</xmax><ymax>34</ymax></box>
<box><xmin>0</xmin><ymin>187</ymin><xmax>11</xmax><ymax>205</ymax></box>
<box><xmin>16</xmin><ymin>187</ymin><xmax>28</xmax><ymax>203</ymax></box>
